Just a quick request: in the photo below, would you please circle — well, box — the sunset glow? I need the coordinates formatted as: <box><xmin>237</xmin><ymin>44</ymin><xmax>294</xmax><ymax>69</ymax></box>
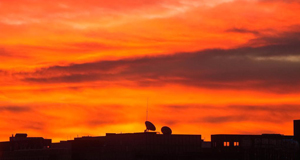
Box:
<box><xmin>1</xmin><ymin>0</ymin><xmax>300</xmax><ymax>142</ymax></box>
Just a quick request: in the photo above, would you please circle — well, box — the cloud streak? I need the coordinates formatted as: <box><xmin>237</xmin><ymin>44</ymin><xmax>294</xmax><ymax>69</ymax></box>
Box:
<box><xmin>19</xmin><ymin>30</ymin><xmax>300</xmax><ymax>93</ymax></box>
<box><xmin>158</xmin><ymin>103</ymin><xmax>300</xmax><ymax>124</ymax></box>
<box><xmin>226</xmin><ymin>28</ymin><xmax>260</xmax><ymax>35</ymax></box>
<box><xmin>0</xmin><ymin>106</ymin><xmax>31</xmax><ymax>113</ymax></box>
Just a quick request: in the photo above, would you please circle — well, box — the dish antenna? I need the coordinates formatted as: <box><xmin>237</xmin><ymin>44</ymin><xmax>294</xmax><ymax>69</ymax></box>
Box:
<box><xmin>161</xmin><ymin>126</ymin><xmax>172</xmax><ymax>135</ymax></box>
<box><xmin>145</xmin><ymin>121</ymin><xmax>156</xmax><ymax>132</ymax></box>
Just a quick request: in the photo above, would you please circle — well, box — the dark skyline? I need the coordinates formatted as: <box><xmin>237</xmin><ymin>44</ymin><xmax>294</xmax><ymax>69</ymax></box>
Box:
<box><xmin>0</xmin><ymin>120</ymin><xmax>299</xmax><ymax>160</ymax></box>
<box><xmin>1</xmin><ymin>0</ymin><xmax>300</xmax><ymax>144</ymax></box>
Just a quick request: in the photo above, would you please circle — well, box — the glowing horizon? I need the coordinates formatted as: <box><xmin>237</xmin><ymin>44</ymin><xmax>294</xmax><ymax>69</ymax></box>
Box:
<box><xmin>1</xmin><ymin>0</ymin><xmax>300</xmax><ymax>142</ymax></box>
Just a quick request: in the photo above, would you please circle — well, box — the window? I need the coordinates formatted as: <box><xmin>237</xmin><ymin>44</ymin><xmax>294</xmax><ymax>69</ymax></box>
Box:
<box><xmin>213</xmin><ymin>142</ymin><xmax>217</xmax><ymax>147</ymax></box>
<box><xmin>234</xmin><ymin>142</ymin><xmax>239</xmax><ymax>146</ymax></box>
<box><xmin>224</xmin><ymin>141</ymin><xmax>230</xmax><ymax>147</ymax></box>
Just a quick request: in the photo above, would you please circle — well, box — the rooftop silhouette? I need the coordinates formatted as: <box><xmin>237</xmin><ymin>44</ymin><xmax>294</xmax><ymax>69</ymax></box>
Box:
<box><xmin>0</xmin><ymin>120</ymin><xmax>299</xmax><ymax>160</ymax></box>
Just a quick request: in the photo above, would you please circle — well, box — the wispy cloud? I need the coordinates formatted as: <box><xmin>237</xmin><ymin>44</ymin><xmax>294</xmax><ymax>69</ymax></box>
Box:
<box><xmin>226</xmin><ymin>28</ymin><xmax>260</xmax><ymax>35</ymax></box>
<box><xmin>15</xmin><ymin>30</ymin><xmax>300</xmax><ymax>93</ymax></box>
<box><xmin>0</xmin><ymin>106</ymin><xmax>31</xmax><ymax>113</ymax></box>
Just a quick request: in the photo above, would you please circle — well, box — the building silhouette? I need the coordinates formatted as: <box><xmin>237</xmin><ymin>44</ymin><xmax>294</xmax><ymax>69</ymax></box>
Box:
<box><xmin>71</xmin><ymin>132</ymin><xmax>202</xmax><ymax>160</ymax></box>
<box><xmin>0</xmin><ymin>134</ymin><xmax>70</xmax><ymax>160</ymax></box>
<box><xmin>0</xmin><ymin>120</ymin><xmax>299</xmax><ymax>160</ymax></box>
<box><xmin>211</xmin><ymin>134</ymin><xmax>298</xmax><ymax>160</ymax></box>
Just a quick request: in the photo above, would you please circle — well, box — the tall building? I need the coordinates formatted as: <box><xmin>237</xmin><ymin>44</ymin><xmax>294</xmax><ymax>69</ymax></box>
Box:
<box><xmin>294</xmin><ymin>120</ymin><xmax>300</xmax><ymax>143</ymax></box>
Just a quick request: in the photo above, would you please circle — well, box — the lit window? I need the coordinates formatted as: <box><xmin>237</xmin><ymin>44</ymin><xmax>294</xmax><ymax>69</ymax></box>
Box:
<box><xmin>224</xmin><ymin>141</ymin><xmax>230</xmax><ymax>147</ymax></box>
<box><xmin>234</xmin><ymin>142</ymin><xmax>239</xmax><ymax>146</ymax></box>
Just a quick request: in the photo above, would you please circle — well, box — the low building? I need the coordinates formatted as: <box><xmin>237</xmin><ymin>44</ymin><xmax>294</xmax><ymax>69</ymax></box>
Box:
<box><xmin>9</xmin><ymin>133</ymin><xmax>51</xmax><ymax>151</ymax></box>
<box><xmin>0</xmin><ymin>133</ymin><xmax>71</xmax><ymax>160</ymax></box>
<box><xmin>72</xmin><ymin>132</ymin><xmax>202</xmax><ymax>160</ymax></box>
<box><xmin>211</xmin><ymin>134</ymin><xmax>298</xmax><ymax>160</ymax></box>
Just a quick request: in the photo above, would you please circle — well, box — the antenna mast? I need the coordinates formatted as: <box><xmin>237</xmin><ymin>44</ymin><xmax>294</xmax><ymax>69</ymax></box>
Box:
<box><xmin>146</xmin><ymin>98</ymin><xmax>149</xmax><ymax>121</ymax></box>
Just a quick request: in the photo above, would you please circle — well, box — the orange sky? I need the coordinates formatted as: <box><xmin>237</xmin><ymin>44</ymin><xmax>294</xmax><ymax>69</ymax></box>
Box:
<box><xmin>1</xmin><ymin>0</ymin><xmax>300</xmax><ymax>142</ymax></box>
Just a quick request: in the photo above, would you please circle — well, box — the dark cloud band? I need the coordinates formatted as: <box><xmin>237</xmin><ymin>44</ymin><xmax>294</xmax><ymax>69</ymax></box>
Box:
<box><xmin>18</xmin><ymin>30</ymin><xmax>300</xmax><ymax>93</ymax></box>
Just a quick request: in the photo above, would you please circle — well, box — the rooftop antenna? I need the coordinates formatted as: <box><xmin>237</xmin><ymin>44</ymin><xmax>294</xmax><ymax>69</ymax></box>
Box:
<box><xmin>146</xmin><ymin>98</ymin><xmax>149</xmax><ymax>121</ymax></box>
<box><xmin>144</xmin><ymin>98</ymin><xmax>156</xmax><ymax>132</ymax></box>
<box><xmin>145</xmin><ymin>121</ymin><xmax>156</xmax><ymax>132</ymax></box>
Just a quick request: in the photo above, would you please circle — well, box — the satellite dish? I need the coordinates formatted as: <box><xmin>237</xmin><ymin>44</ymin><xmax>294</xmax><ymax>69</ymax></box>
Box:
<box><xmin>145</xmin><ymin>121</ymin><xmax>156</xmax><ymax>131</ymax></box>
<box><xmin>161</xmin><ymin>126</ymin><xmax>172</xmax><ymax>135</ymax></box>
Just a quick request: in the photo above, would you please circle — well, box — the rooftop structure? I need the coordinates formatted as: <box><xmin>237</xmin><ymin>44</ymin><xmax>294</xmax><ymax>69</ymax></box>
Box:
<box><xmin>0</xmin><ymin>120</ymin><xmax>299</xmax><ymax>160</ymax></box>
